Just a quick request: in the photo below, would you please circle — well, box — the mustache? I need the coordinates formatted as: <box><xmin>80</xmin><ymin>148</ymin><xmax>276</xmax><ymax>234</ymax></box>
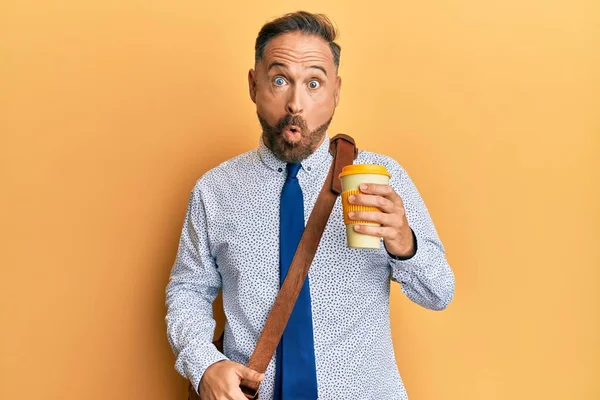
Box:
<box><xmin>275</xmin><ymin>114</ymin><xmax>308</xmax><ymax>133</ymax></box>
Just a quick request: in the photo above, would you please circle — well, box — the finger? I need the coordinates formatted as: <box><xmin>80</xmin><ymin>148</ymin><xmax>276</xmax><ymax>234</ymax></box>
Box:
<box><xmin>348</xmin><ymin>211</ymin><xmax>395</xmax><ymax>226</ymax></box>
<box><xmin>239</xmin><ymin>384</ymin><xmax>260</xmax><ymax>400</ymax></box>
<box><xmin>225</xmin><ymin>385</ymin><xmax>250</xmax><ymax>400</ymax></box>
<box><xmin>236</xmin><ymin>365</ymin><xmax>265</xmax><ymax>383</ymax></box>
<box><xmin>358</xmin><ymin>183</ymin><xmax>403</xmax><ymax>205</ymax></box>
<box><xmin>348</xmin><ymin>193</ymin><xmax>395</xmax><ymax>213</ymax></box>
<box><xmin>354</xmin><ymin>224</ymin><xmax>398</xmax><ymax>241</ymax></box>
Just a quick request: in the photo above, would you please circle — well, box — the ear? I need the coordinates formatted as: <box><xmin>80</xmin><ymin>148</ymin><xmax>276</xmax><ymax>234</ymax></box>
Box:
<box><xmin>248</xmin><ymin>69</ymin><xmax>257</xmax><ymax>104</ymax></box>
<box><xmin>334</xmin><ymin>75</ymin><xmax>342</xmax><ymax>107</ymax></box>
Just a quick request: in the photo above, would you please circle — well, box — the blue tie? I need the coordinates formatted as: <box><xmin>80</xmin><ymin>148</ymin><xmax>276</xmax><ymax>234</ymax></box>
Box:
<box><xmin>274</xmin><ymin>163</ymin><xmax>318</xmax><ymax>400</ymax></box>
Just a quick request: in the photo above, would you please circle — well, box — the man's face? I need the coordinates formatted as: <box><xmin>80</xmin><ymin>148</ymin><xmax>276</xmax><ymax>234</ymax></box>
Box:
<box><xmin>248</xmin><ymin>31</ymin><xmax>341</xmax><ymax>163</ymax></box>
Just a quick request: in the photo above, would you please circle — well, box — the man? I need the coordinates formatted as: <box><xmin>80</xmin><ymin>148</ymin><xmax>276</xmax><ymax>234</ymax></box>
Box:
<box><xmin>166</xmin><ymin>11</ymin><xmax>455</xmax><ymax>400</ymax></box>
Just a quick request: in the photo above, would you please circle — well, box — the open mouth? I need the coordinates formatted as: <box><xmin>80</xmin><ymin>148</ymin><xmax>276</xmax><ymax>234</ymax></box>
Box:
<box><xmin>282</xmin><ymin>125</ymin><xmax>302</xmax><ymax>142</ymax></box>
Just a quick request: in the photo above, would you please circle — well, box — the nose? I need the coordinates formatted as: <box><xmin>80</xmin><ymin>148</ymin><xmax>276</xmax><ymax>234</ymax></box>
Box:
<box><xmin>285</xmin><ymin>85</ymin><xmax>304</xmax><ymax>115</ymax></box>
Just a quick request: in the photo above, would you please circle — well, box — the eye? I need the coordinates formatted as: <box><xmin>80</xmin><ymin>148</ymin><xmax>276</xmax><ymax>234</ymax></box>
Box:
<box><xmin>274</xmin><ymin>77</ymin><xmax>286</xmax><ymax>86</ymax></box>
<box><xmin>308</xmin><ymin>80</ymin><xmax>320</xmax><ymax>89</ymax></box>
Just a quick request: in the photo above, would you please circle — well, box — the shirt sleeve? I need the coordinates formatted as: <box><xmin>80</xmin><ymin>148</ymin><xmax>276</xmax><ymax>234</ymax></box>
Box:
<box><xmin>386</xmin><ymin>160</ymin><xmax>455</xmax><ymax>311</ymax></box>
<box><xmin>165</xmin><ymin>183</ymin><xmax>228</xmax><ymax>393</ymax></box>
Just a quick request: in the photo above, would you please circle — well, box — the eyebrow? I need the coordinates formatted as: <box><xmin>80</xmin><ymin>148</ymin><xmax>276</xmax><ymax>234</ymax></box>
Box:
<box><xmin>267</xmin><ymin>62</ymin><xmax>328</xmax><ymax>77</ymax></box>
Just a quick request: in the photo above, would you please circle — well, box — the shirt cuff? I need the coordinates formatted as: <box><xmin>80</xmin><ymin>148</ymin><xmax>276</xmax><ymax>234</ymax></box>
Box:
<box><xmin>388</xmin><ymin>229</ymin><xmax>433</xmax><ymax>286</ymax></box>
<box><xmin>177</xmin><ymin>342</ymin><xmax>229</xmax><ymax>395</ymax></box>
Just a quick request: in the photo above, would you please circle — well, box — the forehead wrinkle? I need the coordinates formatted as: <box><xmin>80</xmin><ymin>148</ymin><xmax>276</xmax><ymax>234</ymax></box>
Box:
<box><xmin>264</xmin><ymin>37</ymin><xmax>332</xmax><ymax>58</ymax></box>
<box><xmin>263</xmin><ymin>52</ymin><xmax>332</xmax><ymax>76</ymax></box>
<box><xmin>265</xmin><ymin>53</ymin><xmax>327</xmax><ymax>65</ymax></box>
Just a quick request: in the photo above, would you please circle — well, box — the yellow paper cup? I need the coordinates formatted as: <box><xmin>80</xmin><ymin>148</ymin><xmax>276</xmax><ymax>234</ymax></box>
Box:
<box><xmin>339</xmin><ymin>164</ymin><xmax>391</xmax><ymax>249</ymax></box>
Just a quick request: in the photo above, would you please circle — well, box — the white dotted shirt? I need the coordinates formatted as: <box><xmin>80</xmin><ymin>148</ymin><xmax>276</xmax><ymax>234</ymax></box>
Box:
<box><xmin>165</xmin><ymin>135</ymin><xmax>455</xmax><ymax>399</ymax></box>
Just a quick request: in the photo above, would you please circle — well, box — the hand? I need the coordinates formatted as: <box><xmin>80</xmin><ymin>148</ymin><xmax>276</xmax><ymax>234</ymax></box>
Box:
<box><xmin>199</xmin><ymin>360</ymin><xmax>265</xmax><ymax>400</ymax></box>
<box><xmin>347</xmin><ymin>183</ymin><xmax>415</xmax><ymax>258</ymax></box>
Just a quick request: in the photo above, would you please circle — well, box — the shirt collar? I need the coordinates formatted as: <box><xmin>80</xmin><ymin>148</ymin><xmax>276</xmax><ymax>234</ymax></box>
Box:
<box><xmin>257</xmin><ymin>133</ymin><xmax>332</xmax><ymax>175</ymax></box>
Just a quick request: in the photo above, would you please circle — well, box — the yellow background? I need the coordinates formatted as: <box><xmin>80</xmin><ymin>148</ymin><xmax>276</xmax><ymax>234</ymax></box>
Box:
<box><xmin>1</xmin><ymin>1</ymin><xmax>599</xmax><ymax>399</ymax></box>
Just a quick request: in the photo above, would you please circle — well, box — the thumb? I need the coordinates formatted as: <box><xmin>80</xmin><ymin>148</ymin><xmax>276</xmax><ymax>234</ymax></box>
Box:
<box><xmin>235</xmin><ymin>364</ymin><xmax>265</xmax><ymax>383</ymax></box>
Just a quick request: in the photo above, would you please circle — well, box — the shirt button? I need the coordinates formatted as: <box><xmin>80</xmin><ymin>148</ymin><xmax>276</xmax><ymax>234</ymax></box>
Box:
<box><xmin>307</xmin><ymin>166</ymin><xmax>312</xmax><ymax>171</ymax></box>
<box><xmin>278</xmin><ymin>168</ymin><xmax>283</xmax><ymax>173</ymax></box>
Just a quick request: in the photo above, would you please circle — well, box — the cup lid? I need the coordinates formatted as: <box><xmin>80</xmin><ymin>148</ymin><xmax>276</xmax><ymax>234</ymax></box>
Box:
<box><xmin>339</xmin><ymin>164</ymin><xmax>391</xmax><ymax>178</ymax></box>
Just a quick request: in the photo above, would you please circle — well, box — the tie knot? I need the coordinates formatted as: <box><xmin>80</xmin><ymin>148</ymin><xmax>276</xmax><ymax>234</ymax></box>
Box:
<box><xmin>286</xmin><ymin>163</ymin><xmax>301</xmax><ymax>179</ymax></box>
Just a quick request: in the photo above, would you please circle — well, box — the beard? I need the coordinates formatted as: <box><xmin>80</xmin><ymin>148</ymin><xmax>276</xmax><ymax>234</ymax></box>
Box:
<box><xmin>258</xmin><ymin>111</ymin><xmax>333</xmax><ymax>164</ymax></box>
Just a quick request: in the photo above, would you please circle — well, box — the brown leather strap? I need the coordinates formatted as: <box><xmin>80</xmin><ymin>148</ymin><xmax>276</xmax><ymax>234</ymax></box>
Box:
<box><xmin>329</xmin><ymin>134</ymin><xmax>357</xmax><ymax>194</ymax></box>
<box><xmin>239</xmin><ymin>134</ymin><xmax>357</xmax><ymax>398</ymax></box>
